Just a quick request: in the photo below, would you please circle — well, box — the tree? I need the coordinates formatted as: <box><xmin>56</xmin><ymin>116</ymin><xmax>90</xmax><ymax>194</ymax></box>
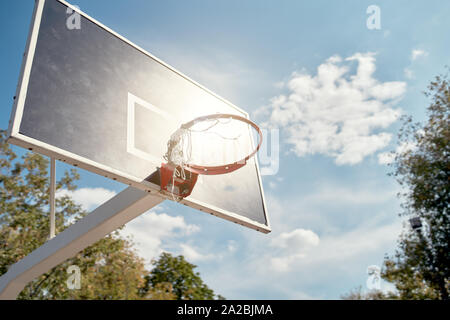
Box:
<box><xmin>382</xmin><ymin>70</ymin><xmax>449</xmax><ymax>299</ymax></box>
<box><xmin>340</xmin><ymin>286</ymin><xmax>394</xmax><ymax>300</ymax></box>
<box><xmin>142</xmin><ymin>282</ymin><xmax>177</xmax><ymax>300</ymax></box>
<box><xmin>142</xmin><ymin>252</ymin><xmax>223</xmax><ymax>300</ymax></box>
<box><xmin>0</xmin><ymin>130</ymin><xmax>148</xmax><ymax>299</ymax></box>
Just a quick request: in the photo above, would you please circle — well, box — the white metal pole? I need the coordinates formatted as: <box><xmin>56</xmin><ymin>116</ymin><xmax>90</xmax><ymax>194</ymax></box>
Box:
<box><xmin>0</xmin><ymin>187</ymin><xmax>164</xmax><ymax>299</ymax></box>
<box><xmin>49</xmin><ymin>157</ymin><xmax>56</xmax><ymax>239</ymax></box>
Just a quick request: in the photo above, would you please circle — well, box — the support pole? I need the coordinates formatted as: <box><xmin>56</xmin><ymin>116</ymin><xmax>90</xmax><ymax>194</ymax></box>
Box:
<box><xmin>0</xmin><ymin>187</ymin><xmax>164</xmax><ymax>299</ymax></box>
<box><xmin>49</xmin><ymin>157</ymin><xmax>56</xmax><ymax>239</ymax></box>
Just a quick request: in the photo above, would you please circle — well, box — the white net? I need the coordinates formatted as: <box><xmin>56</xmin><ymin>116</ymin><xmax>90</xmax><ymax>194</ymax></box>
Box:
<box><xmin>164</xmin><ymin>117</ymin><xmax>254</xmax><ymax>171</ymax></box>
<box><xmin>162</xmin><ymin>115</ymin><xmax>259</xmax><ymax>200</ymax></box>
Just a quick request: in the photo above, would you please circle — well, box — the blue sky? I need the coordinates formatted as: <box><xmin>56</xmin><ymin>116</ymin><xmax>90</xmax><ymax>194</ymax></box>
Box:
<box><xmin>1</xmin><ymin>0</ymin><xmax>449</xmax><ymax>299</ymax></box>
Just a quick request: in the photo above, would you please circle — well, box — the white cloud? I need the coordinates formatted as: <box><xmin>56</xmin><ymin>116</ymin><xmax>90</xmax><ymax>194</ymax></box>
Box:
<box><xmin>270</xmin><ymin>255</ymin><xmax>303</xmax><ymax>273</ymax></box>
<box><xmin>377</xmin><ymin>151</ymin><xmax>396</xmax><ymax>165</ymax></box>
<box><xmin>121</xmin><ymin>211</ymin><xmax>200</xmax><ymax>265</ymax></box>
<box><xmin>404</xmin><ymin>67</ymin><xmax>414</xmax><ymax>79</ymax></box>
<box><xmin>314</xmin><ymin>222</ymin><xmax>401</xmax><ymax>264</ymax></box>
<box><xmin>227</xmin><ymin>240</ymin><xmax>237</xmax><ymax>253</ymax></box>
<box><xmin>404</xmin><ymin>49</ymin><xmax>429</xmax><ymax>79</ymax></box>
<box><xmin>377</xmin><ymin>141</ymin><xmax>417</xmax><ymax>165</ymax></box>
<box><xmin>267</xmin><ymin>176</ymin><xmax>284</xmax><ymax>190</ymax></box>
<box><xmin>411</xmin><ymin>49</ymin><xmax>428</xmax><ymax>61</ymax></box>
<box><xmin>302</xmin><ymin>184</ymin><xmax>396</xmax><ymax>206</ymax></box>
<box><xmin>257</xmin><ymin>52</ymin><xmax>405</xmax><ymax>165</ymax></box>
<box><xmin>260</xmin><ymin>220</ymin><xmax>401</xmax><ymax>274</ymax></box>
<box><xmin>57</xmin><ymin>187</ymin><xmax>117</xmax><ymax>211</ymax></box>
<box><xmin>269</xmin><ymin>229</ymin><xmax>320</xmax><ymax>272</ymax></box>
<box><xmin>271</xmin><ymin>228</ymin><xmax>320</xmax><ymax>250</ymax></box>
<box><xmin>180</xmin><ymin>244</ymin><xmax>215</xmax><ymax>262</ymax></box>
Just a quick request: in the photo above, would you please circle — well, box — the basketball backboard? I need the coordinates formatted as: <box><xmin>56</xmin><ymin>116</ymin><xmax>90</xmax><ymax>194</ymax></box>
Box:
<box><xmin>8</xmin><ymin>0</ymin><xmax>270</xmax><ymax>233</ymax></box>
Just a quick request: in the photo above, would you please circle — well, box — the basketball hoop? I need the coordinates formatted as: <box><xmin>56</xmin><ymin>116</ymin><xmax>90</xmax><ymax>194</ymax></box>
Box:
<box><xmin>160</xmin><ymin>113</ymin><xmax>263</xmax><ymax>199</ymax></box>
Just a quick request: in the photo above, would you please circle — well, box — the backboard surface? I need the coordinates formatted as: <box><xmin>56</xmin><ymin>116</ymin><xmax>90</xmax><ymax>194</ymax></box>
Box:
<box><xmin>8</xmin><ymin>0</ymin><xmax>270</xmax><ymax>233</ymax></box>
